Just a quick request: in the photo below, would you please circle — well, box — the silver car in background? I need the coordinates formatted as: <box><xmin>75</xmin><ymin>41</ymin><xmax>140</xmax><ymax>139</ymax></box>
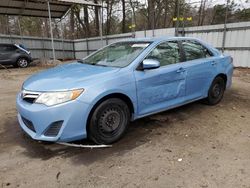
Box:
<box><xmin>0</xmin><ymin>43</ymin><xmax>32</xmax><ymax>68</ymax></box>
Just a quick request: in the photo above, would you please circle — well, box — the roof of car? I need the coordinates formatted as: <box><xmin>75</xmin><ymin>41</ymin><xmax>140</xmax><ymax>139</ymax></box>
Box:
<box><xmin>0</xmin><ymin>43</ymin><xmax>15</xmax><ymax>46</ymax></box>
<box><xmin>120</xmin><ymin>36</ymin><xmax>201</xmax><ymax>43</ymax></box>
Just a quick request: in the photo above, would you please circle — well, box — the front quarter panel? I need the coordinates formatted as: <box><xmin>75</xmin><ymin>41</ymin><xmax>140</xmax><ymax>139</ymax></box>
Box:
<box><xmin>77</xmin><ymin>69</ymin><xmax>138</xmax><ymax>119</ymax></box>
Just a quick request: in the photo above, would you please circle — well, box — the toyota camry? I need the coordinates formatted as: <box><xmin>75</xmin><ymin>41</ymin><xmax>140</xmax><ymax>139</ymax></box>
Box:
<box><xmin>16</xmin><ymin>37</ymin><xmax>233</xmax><ymax>144</ymax></box>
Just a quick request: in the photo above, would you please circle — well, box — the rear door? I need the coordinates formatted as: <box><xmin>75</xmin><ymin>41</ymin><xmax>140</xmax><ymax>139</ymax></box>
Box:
<box><xmin>134</xmin><ymin>41</ymin><xmax>187</xmax><ymax>116</ymax></box>
<box><xmin>0</xmin><ymin>45</ymin><xmax>5</xmax><ymax>63</ymax></box>
<box><xmin>0</xmin><ymin>44</ymin><xmax>17</xmax><ymax>64</ymax></box>
<box><xmin>179</xmin><ymin>40</ymin><xmax>217</xmax><ymax>100</ymax></box>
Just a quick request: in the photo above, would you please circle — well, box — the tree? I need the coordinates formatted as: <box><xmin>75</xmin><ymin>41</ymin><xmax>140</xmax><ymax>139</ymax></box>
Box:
<box><xmin>83</xmin><ymin>5</ymin><xmax>90</xmax><ymax>37</ymax></box>
<box><xmin>94</xmin><ymin>0</ymin><xmax>100</xmax><ymax>36</ymax></box>
<box><xmin>147</xmin><ymin>0</ymin><xmax>155</xmax><ymax>30</ymax></box>
<box><xmin>0</xmin><ymin>0</ymin><xmax>249</xmax><ymax>39</ymax></box>
<box><xmin>211</xmin><ymin>1</ymin><xmax>237</xmax><ymax>24</ymax></box>
<box><xmin>121</xmin><ymin>0</ymin><xmax>126</xmax><ymax>33</ymax></box>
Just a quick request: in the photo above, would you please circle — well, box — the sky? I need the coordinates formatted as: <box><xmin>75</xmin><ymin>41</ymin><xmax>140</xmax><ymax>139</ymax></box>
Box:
<box><xmin>138</xmin><ymin>0</ymin><xmax>250</xmax><ymax>9</ymax></box>
<box><xmin>188</xmin><ymin>0</ymin><xmax>250</xmax><ymax>8</ymax></box>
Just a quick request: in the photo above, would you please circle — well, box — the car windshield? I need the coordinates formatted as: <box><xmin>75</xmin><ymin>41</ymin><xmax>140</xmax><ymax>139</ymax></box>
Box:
<box><xmin>80</xmin><ymin>42</ymin><xmax>151</xmax><ymax>68</ymax></box>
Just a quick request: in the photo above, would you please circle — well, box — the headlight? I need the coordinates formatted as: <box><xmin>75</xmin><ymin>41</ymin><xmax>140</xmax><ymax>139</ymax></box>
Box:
<box><xmin>35</xmin><ymin>89</ymin><xmax>84</xmax><ymax>106</ymax></box>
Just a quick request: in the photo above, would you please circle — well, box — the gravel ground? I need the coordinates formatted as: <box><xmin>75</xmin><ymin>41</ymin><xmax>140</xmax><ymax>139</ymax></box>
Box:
<box><xmin>0</xmin><ymin>65</ymin><xmax>249</xmax><ymax>188</ymax></box>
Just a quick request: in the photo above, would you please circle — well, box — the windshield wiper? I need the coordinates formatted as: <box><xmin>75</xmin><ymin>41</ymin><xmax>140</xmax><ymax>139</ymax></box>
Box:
<box><xmin>77</xmin><ymin>59</ymin><xmax>85</xmax><ymax>64</ymax></box>
<box><xmin>94</xmin><ymin>64</ymin><xmax>108</xmax><ymax>67</ymax></box>
<box><xmin>78</xmin><ymin>60</ymin><xmax>109</xmax><ymax>67</ymax></box>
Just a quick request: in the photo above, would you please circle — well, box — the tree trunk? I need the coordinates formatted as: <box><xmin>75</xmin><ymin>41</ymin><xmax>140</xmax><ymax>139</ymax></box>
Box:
<box><xmin>54</xmin><ymin>20</ymin><xmax>60</xmax><ymax>38</ymax></box>
<box><xmin>173</xmin><ymin>0</ymin><xmax>178</xmax><ymax>27</ymax></box>
<box><xmin>83</xmin><ymin>5</ymin><xmax>90</xmax><ymax>37</ymax></box>
<box><xmin>163</xmin><ymin>0</ymin><xmax>169</xmax><ymax>28</ymax></box>
<box><xmin>122</xmin><ymin>0</ymin><xmax>126</xmax><ymax>33</ymax></box>
<box><xmin>106</xmin><ymin>0</ymin><xmax>114</xmax><ymax>35</ymax></box>
<box><xmin>94</xmin><ymin>0</ymin><xmax>99</xmax><ymax>36</ymax></box>
<box><xmin>130</xmin><ymin>0</ymin><xmax>137</xmax><ymax>29</ymax></box>
<box><xmin>147</xmin><ymin>0</ymin><xmax>154</xmax><ymax>29</ymax></box>
<box><xmin>197</xmin><ymin>0</ymin><xmax>203</xmax><ymax>26</ymax></box>
<box><xmin>44</xmin><ymin>18</ymin><xmax>50</xmax><ymax>38</ymax></box>
<box><xmin>73</xmin><ymin>6</ymin><xmax>86</xmax><ymax>37</ymax></box>
<box><xmin>200</xmin><ymin>0</ymin><xmax>207</xmax><ymax>26</ymax></box>
<box><xmin>70</xmin><ymin>9</ymin><xmax>75</xmax><ymax>39</ymax></box>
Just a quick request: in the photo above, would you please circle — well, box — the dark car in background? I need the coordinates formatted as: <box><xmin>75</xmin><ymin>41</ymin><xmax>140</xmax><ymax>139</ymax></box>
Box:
<box><xmin>0</xmin><ymin>43</ymin><xmax>32</xmax><ymax>68</ymax></box>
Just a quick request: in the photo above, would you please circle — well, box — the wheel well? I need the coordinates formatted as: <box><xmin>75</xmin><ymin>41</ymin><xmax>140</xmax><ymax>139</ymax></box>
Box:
<box><xmin>216</xmin><ymin>73</ymin><xmax>227</xmax><ymax>86</ymax></box>
<box><xmin>16</xmin><ymin>56</ymin><xmax>30</xmax><ymax>63</ymax></box>
<box><xmin>86</xmin><ymin>93</ymin><xmax>134</xmax><ymax>135</ymax></box>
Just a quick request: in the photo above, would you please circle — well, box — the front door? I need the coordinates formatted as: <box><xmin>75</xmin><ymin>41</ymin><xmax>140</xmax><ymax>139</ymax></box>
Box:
<box><xmin>134</xmin><ymin>41</ymin><xmax>187</xmax><ymax>116</ymax></box>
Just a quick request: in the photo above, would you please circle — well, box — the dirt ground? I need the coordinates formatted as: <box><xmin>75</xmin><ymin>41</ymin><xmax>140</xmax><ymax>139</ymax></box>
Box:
<box><xmin>0</xmin><ymin>65</ymin><xmax>249</xmax><ymax>188</ymax></box>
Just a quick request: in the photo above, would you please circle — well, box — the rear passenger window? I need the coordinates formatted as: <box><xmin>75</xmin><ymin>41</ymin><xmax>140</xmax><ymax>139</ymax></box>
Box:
<box><xmin>182</xmin><ymin>40</ymin><xmax>212</xmax><ymax>61</ymax></box>
<box><xmin>146</xmin><ymin>41</ymin><xmax>180</xmax><ymax>66</ymax></box>
<box><xmin>4</xmin><ymin>45</ymin><xmax>17</xmax><ymax>51</ymax></box>
<box><xmin>0</xmin><ymin>45</ymin><xmax>4</xmax><ymax>52</ymax></box>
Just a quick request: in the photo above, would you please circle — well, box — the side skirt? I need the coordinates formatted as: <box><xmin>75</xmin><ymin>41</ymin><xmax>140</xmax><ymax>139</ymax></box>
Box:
<box><xmin>132</xmin><ymin>96</ymin><xmax>206</xmax><ymax>121</ymax></box>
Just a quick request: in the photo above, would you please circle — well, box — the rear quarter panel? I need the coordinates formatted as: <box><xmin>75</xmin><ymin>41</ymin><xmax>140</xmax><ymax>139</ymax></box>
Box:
<box><xmin>193</xmin><ymin>38</ymin><xmax>233</xmax><ymax>89</ymax></box>
<box><xmin>214</xmin><ymin>54</ymin><xmax>233</xmax><ymax>89</ymax></box>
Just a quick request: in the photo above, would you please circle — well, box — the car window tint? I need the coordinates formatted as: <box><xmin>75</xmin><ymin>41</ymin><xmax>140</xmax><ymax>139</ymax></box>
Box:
<box><xmin>0</xmin><ymin>45</ymin><xmax>4</xmax><ymax>52</ymax></box>
<box><xmin>0</xmin><ymin>45</ymin><xmax>17</xmax><ymax>52</ymax></box>
<box><xmin>182</xmin><ymin>40</ymin><xmax>212</xmax><ymax>61</ymax></box>
<box><xmin>5</xmin><ymin>45</ymin><xmax>17</xmax><ymax>51</ymax></box>
<box><xmin>146</xmin><ymin>41</ymin><xmax>180</xmax><ymax>66</ymax></box>
<box><xmin>85</xmin><ymin>42</ymin><xmax>150</xmax><ymax>67</ymax></box>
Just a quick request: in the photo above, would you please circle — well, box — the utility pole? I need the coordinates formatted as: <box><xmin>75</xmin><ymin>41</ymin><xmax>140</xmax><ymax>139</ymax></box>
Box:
<box><xmin>222</xmin><ymin>0</ymin><xmax>229</xmax><ymax>53</ymax></box>
<box><xmin>47</xmin><ymin>0</ymin><xmax>56</xmax><ymax>61</ymax></box>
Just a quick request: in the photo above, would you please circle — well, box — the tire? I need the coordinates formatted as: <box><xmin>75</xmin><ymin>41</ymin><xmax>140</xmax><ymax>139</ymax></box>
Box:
<box><xmin>88</xmin><ymin>98</ymin><xmax>130</xmax><ymax>144</ymax></box>
<box><xmin>204</xmin><ymin>76</ymin><xmax>226</xmax><ymax>105</ymax></box>
<box><xmin>16</xmin><ymin>58</ymin><xmax>29</xmax><ymax>68</ymax></box>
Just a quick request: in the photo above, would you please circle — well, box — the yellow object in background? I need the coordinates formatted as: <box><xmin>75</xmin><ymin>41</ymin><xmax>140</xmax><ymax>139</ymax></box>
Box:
<box><xmin>129</xmin><ymin>24</ymin><xmax>136</xmax><ymax>29</ymax></box>
<box><xmin>173</xmin><ymin>17</ymin><xmax>178</xmax><ymax>21</ymax></box>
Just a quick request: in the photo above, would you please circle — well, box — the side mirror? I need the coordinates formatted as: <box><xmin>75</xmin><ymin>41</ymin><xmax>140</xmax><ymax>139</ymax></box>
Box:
<box><xmin>142</xmin><ymin>59</ymin><xmax>160</xmax><ymax>70</ymax></box>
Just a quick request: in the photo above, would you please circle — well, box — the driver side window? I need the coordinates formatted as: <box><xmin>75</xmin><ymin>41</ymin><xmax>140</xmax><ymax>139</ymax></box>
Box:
<box><xmin>146</xmin><ymin>41</ymin><xmax>180</xmax><ymax>66</ymax></box>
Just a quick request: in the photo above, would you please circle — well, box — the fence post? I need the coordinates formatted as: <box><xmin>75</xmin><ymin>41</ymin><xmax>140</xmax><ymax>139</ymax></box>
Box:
<box><xmin>86</xmin><ymin>38</ymin><xmax>89</xmax><ymax>55</ymax></box>
<box><xmin>222</xmin><ymin>26</ymin><xmax>227</xmax><ymax>53</ymax></box>
<box><xmin>60</xmin><ymin>21</ymin><xmax>65</xmax><ymax>60</ymax></box>
<box><xmin>105</xmin><ymin>36</ymin><xmax>108</xmax><ymax>45</ymax></box>
<box><xmin>47</xmin><ymin>0</ymin><xmax>56</xmax><ymax>60</ymax></box>
<box><xmin>42</xmin><ymin>27</ymin><xmax>46</xmax><ymax>58</ymax></box>
<box><xmin>73</xmin><ymin>40</ymin><xmax>76</xmax><ymax>59</ymax></box>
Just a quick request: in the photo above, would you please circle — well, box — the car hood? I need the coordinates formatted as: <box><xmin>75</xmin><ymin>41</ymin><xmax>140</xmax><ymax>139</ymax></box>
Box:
<box><xmin>23</xmin><ymin>62</ymin><xmax>120</xmax><ymax>91</ymax></box>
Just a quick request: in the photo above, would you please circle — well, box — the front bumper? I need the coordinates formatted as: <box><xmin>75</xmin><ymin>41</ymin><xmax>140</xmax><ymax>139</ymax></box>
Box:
<box><xmin>16</xmin><ymin>92</ymin><xmax>89</xmax><ymax>142</ymax></box>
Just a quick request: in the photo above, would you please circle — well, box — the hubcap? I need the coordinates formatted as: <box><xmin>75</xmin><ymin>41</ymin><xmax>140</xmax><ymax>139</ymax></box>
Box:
<box><xmin>212</xmin><ymin>83</ymin><xmax>221</xmax><ymax>98</ymax></box>
<box><xmin>19</xmin><ymin>59</ymin><xmax>28</xmax><ymax>67</ymax></box>
<box><xmin>99</xmin><ymin>108</ymin><xmax>121</xmax><ymax>133</ymax></box>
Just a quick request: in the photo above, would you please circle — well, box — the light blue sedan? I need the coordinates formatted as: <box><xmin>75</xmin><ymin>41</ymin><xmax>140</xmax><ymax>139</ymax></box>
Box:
<box><xmin>16</xmin><ymin>37</ymin><xmax>233</xmax><ymax>144</ymax></box>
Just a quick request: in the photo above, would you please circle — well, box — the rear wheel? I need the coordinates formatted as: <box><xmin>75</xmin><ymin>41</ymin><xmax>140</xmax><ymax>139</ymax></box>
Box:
<box><xmin>88</xmin><ymin>98</ymin><xmax>130</xmax><ymax>144</ymax></box>
<box><xmin>16</xmin><ymin>58</ymin><xmax>29</xmax><ymax>68</ymax></box>
<box><xmin>204</xmin><ymin>76</ymin><xmax>226</xmax><ymax>105</ymax></box>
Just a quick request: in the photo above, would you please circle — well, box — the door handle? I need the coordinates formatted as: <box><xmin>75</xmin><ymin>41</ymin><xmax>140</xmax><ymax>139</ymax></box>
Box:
<box><xmin>176</xmin><ymin>67</ymin><xmax>186</xmax><ymax>73</ymax></box>
<box><xmin>211</xmin><ymin>61</ymin><xmax>217</xmax><ymax>65</ymax></box>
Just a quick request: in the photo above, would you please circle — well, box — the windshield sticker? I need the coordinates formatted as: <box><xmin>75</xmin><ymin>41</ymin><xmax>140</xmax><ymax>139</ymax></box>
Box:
<box><xmin>131</xmin><ymin>43</ymin><xmax>150</xmax><ymax>48</ymax></box>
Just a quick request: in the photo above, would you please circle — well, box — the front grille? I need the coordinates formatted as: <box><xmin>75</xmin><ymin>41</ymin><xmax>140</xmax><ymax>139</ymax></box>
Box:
<box><xmin>22</xmin><ymin>116</ymin><xmax>36</xmax><ymax>133</ymax></box>
<box><xmin>44</xmin><ymin>121</ymin><xmax>63</xmax><ymax>137</ymax></box>
<box><xmin>21</xmin><ymin>90</ymin><xmax>40</xmax><ymax>104</ymax></box>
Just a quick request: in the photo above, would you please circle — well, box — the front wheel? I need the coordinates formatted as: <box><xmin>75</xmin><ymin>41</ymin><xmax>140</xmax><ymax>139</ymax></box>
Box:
<box><xmin>88</xmin><ymin>98</ymin><xmax>130</xmax><ymax>144</ymax></box>
<box><xmin>204</xmin><ymin>76</ymin><xmax>226</xmax><ymax>105</ymax></box>
<box><xmin>16</xmin><ymin>58</ymin><xmax>29</xmax><ymax>68</ymax></box>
